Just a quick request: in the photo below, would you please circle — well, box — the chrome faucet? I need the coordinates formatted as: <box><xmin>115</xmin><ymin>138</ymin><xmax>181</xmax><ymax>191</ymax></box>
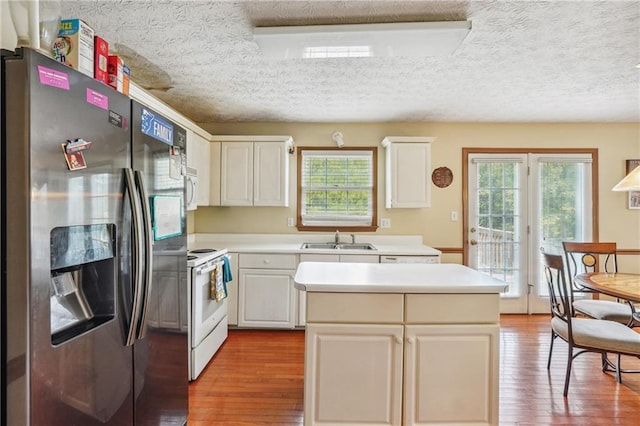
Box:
<box><xmin>334</xmin><ymin>230</ymin><xmax>340</xmax><ymax>244</ymax></box>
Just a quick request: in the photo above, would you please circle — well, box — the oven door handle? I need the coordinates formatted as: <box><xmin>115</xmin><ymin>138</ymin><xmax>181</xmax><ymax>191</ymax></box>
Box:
<box><xmin>196</xmin><ymin>261</ymin><xmax>223</xmax><ymax>276</ymax></box>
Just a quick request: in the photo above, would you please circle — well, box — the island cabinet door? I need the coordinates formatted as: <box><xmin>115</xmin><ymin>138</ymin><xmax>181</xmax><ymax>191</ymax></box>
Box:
<box><xmin>238</xmin><ymin>268</ymin><xmax>296</xmax><ymax>328</ymax></box>
<box><xmin>403</xmin><ymin>324</ymin><xmax>499</xmax><ymax>426</ymax></box>
<box><xmin>304</xmin><ymin>323</ymin><xmax>403</xmax><ymax>426</ymax></box>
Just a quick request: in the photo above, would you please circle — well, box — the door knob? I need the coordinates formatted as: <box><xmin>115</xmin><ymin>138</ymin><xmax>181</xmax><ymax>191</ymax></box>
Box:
<box><xmin>470</xmin><ymin>239</ymin><xmax>478</xmax><ymax>245</ymax></box>
<box><xmin>470</xmin><ymin>227</ymin><xmax>476</xmax><ymax>233</ymax></box>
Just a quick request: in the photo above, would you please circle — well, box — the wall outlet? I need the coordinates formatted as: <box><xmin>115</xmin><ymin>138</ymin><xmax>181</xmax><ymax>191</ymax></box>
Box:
<box><xmin>287</xmin><ymin>217</ymin><xmax>295</xmax><ymax>227</ymax></box>
<box><xmin>380</xmin><ymin>218</ymin><xmax>391</xmax><ymax>228</ymax></box>
<box><xmin>450</xmin><ymin>211</ymin><xmax>458</xmax><ymax>221</ymax></box>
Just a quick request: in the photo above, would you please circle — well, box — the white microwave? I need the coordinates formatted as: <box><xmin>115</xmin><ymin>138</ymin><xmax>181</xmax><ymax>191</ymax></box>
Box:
<box><xmin>186</xmin><ymin>166</ymin><xmax>198</xmax><ymax>211</ymax></box>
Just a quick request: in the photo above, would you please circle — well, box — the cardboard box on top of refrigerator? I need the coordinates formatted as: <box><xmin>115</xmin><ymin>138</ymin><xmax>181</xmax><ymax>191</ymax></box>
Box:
<box><xmin>53</xmin><ymin>19</ymin><xmax>95</xmax><ymax>77</ymax></box>
<box><xmin>108</xmin><ymin>55</ymin><xmax>130</xmax><ymax>95</ymax></box>
<box><xmin>94</xmin><ymin>35</ymin><xmax>109</xmax><ymax>84</ymax></box>
<box><xmin>122</xmin><ymin>64</ymin><xmax>131</xmax><ymax>95</ymax></box>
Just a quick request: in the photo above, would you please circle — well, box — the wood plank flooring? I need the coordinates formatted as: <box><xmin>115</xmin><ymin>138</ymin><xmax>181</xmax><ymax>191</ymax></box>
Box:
<box><xmin>188</xmin><ymin>315</ymin><xmax>640</xmax><ymax>425</ymax></box>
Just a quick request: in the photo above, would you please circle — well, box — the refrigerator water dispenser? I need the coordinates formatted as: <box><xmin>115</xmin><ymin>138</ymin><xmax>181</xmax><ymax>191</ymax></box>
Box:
<box><xmin>50</xmin><ymin>224</ymin><xmax>116</xmax><ymax>345</ymax></box>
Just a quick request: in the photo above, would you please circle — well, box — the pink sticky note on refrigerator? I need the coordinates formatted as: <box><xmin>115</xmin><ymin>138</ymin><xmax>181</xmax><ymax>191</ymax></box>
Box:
<box><xmin>37</xmin><ymin>66</ymin><xmax>70</xmax><ymax>90</ymax></box>
<box><xmin>86</xmin><ymin>88</ymin><xmax>109</xmax><ymax>110</ymax></box>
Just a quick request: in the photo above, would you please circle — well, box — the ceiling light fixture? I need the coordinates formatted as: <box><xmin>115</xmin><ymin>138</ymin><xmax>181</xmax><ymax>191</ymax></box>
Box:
<box><xmin>253</xmin><ymin>21</ymin><xmax>472</xmax><ymax>59</ymax></box>
<box><xmin>612</xmin><ymin>165</ymin><xmax>640</xmax><ymax>191</ymax></box>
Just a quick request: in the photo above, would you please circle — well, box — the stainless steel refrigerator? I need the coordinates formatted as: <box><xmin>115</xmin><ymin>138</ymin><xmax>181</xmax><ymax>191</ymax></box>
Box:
<box><xmin>1</xmin><ymin>48</ymin><xmax>188</xmax><ymax>425</ymax></box>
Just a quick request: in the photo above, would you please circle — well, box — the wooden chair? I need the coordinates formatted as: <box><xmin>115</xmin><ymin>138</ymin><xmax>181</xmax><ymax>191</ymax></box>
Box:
<box><xmin>542</xmin><ymin>252</ymin><xmax>640</xmax><ymax>396</ymax></box>
<box><xmin>562</xmin><ymin>242</ymin><xmax>636</xmax><ymax>326</ymax></box>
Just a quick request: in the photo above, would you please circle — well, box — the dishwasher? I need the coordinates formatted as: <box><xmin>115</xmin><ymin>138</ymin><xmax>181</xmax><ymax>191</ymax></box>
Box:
<box><xmin>380</xmin><ymin>255</ymin><xmax>440</xmax><ymax>263</ymax></box>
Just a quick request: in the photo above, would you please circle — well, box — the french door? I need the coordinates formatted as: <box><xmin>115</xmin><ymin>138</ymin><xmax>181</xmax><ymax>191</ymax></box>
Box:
<box><xmin>467</xmin><ymin>152</ymin><xmax>594</xmax><ymax>313</ymax></box>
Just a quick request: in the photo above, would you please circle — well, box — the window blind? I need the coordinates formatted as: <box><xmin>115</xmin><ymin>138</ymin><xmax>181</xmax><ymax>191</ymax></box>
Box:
<box><xmin>301</xmin><ymin>150</ymin><xmax>373</xmax><ymax>226</ymax></box>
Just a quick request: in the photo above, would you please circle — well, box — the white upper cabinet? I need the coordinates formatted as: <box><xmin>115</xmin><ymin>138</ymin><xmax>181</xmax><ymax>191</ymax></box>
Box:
<box><xmin>186</xmin><ymin>129</ymin><xmax>211</xmax><ymax>206</ymax></box>
<box><xmin>381</xmin><ymin>136</ymin><xmax>435</xmax><ymax>208</ymax></box>
<box><xmin>221</xmin><ymin>141</ymin><xmax>254</xmax><ymax>206</ymax></box>
<box><xmin>213</xmin><ymin>135</ymin><xmax>293</xmax><ymax>207</ymax></box>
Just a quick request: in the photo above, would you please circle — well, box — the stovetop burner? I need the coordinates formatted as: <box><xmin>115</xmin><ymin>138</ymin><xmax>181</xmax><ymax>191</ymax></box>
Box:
<box><xmin>190</xmin><ymin>248</ymin><xmax>217</xmax><ymax>254</ymax></box>
<box><xmin>187</xmin><ymin>255</ymin><xmax>198</xmax><ymax>260</ymax></box>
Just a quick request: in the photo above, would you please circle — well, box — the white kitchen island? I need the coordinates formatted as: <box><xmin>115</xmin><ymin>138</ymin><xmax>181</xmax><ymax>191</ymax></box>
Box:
<box><xmin>294</xmin><ymin>262</ymin><xmax>507</xmax><ymax>426</ymax></box>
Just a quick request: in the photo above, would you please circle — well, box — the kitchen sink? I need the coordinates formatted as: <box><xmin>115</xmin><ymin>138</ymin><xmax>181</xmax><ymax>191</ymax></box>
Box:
<box><xmin>300</xmin><ymin>242</ymin><xmax>377</xmax><ymax>251</ymax></box>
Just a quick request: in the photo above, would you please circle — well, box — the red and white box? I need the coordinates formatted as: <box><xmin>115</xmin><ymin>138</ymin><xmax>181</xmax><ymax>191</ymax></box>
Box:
<box><xmin>108</xmin><ymin>55</ymin><xmax>123</xmax><ymax>92</ymax></box>
<box><xmin>94</xmin><ymin>36</ymin><xmax>109</xmax><ymax>84</ymax></box>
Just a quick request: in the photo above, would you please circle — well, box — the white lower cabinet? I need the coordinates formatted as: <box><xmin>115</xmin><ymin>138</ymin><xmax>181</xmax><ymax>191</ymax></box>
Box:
<box><xmin>403</xmin><ymin>324</ymin><xmax>499</xmax><ymax>425</ymax></box>
<box><xmin>305</xmin><ymin>323</ymin><xmax>404</xmax><ymax>425</ymax></box>
<box><xmin>238</xmin><ymin>253</ymin><xmax>297</xmax><ymax>328</ymax></box>
<box><xmin>304</xmin><ymin>292</ymin><xmax>500</xmax><ymax>426</ymax></box>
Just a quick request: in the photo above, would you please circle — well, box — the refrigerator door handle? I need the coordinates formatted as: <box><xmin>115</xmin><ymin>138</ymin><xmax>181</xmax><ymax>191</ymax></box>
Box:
<box><xmin>125</xmin><ymin>168</ymin><xmax>145</xmax><ymax>346</ymax></box>
<box><xmin>134</xmin><ymin>170</ymin><xmax>154</xmax><ymax>339</ymax></box>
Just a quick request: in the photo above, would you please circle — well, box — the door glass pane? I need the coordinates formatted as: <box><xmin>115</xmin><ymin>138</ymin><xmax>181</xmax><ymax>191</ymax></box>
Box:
<box><xmin>537</xmin><ymin>161</ymin><xmax>591</xmax><ymax>297</ymax></box>
<box><xmin>475</xmin><ymin>162</ymin><xmax>521</xmax><ymax>297</ymax></box>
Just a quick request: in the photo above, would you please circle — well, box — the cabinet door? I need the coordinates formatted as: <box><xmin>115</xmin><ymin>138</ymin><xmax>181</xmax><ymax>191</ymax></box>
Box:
<box><xmin>238</xmin><ymin>269</ymin><xmax>295</xmax><ymax>328</ymax></box>
<box><xmin>404</xmin><ymin>324</ymin><xmax>499</xmax><ymax>426</ymax></box>
<box><xmin>387</xmin><ymin>142</ymin><xmax>431</xmax><ymax>208</ymax></box>
<box><xmin>191</xmin><ymin>132</ymin><xmax>211</xmax><ymax>206</ymax></box>
<box><xmin>221</xmin><ymin>142</ymin><xmax>253</xmax><ymax>206</ymax></box>
<box><xmin>253</xmin><ymin>141</ymin><xmax>289</xmax><ymax>206</ymax></box>
<box><xmin>305</xmin><ymin>323</ymin><xmax>403</xmax><ymax>426</ymax></box>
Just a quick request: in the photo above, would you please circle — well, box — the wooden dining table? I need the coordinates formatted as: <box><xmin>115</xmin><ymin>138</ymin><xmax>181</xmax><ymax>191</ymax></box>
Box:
<box><xmin>575</xmin><ymin>273</ymin><xmax>640</xmax><ymax>323</ymax></box>
<box><xmin>575</xmin><ymin>272</ymin><xmax>640</xmax><ymax>303</ymax></box>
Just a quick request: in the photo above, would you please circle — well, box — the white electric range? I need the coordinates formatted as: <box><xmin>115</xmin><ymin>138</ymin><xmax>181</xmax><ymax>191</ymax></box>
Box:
<box><xmin>187</xmin><ymin>247</ymin><xmax>229</xmax><ymax>380</ymax></box>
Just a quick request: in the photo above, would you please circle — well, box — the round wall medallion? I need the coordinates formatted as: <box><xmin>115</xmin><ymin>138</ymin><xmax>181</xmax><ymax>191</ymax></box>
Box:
<box><xmin>432</xmin><ymin>166</ymin><xmax>453</xmax><ymax>188</ymax></box>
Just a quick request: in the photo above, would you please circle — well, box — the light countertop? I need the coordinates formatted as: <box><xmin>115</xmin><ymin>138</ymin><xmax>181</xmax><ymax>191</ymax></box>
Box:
<box><xmin>187</xmin><ymin>233</ymin><xmax>441</xmax><ymax>256</ymax></box>
<box><xmin>294</xmin><ymin>262</ymin><xmax>508</xmax><ymax>293</ymax></box>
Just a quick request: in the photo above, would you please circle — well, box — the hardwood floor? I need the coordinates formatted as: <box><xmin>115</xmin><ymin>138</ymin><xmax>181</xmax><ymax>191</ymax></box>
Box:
<box><xmin>188</xmin><ymin>315</ymin><xmax>640</xmax><ymax>425</ymax></box>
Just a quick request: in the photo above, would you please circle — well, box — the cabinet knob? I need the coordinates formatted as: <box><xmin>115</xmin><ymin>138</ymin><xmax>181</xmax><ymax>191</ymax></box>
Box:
<box><xmin>470</xmin><ymin>239</ymin><xmax>478</xmax><ymax>246</ymax></box>
<box><xmin>396</xmin><ymin>336</ymin><xmax>403</xmax><ymax>344</ymax></box>
<box><xmin>264</xmin><ymin>259</ymin><xmax>270</xmax><ymax>264</ymax></box>
<box><xmin>406</xmin><ymin>337</ymin><xmax>414</xmax><ymax>344</ymax></box>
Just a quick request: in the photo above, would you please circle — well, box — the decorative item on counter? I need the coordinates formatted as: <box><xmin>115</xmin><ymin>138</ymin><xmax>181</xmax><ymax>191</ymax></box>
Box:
<box><xmin>64</xmin><ymin>138</ymin><xmax>93</xmax><ymax>153</ymax></box>
<box><xmin>107</xmin><ymin>55</ymin><xmax>130</xmax><ymax>95</ymax></box>
<box><xmin>53</xmin><ymin>19</ymin><xmax>94</xmax><ymax>77</ymax></box>
<box><xmin>432</xmin><ymin>166</ymin><xmax>453</xmax><ymax>188</ymax></box>
<box><xmin>93</xmin><ymin>35</ymin><xmax>109</xmax><ymax>84</ymax></box>
<box><xmin>61</xmin><ymin>143</ymin><xmax>87</xmax><ymax>171</ymax></box>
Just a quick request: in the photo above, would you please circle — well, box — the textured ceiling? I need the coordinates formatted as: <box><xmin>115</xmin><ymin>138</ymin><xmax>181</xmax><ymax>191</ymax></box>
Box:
<box><xmin>59</xmin><ymin>0</ymin><xmax>640</xmax><ymax>123</ymax></box>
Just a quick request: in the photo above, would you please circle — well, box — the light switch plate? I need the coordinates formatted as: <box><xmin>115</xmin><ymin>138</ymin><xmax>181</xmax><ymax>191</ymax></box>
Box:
<box><xmin>380</xmin><ymin>218</ymin><xmax>391</xmax><ymax>228</ymax></box>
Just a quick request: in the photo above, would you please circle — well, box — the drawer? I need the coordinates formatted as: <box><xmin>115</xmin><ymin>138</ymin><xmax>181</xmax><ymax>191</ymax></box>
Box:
<box><xmin>306</xmin><ymin>293</ymin><xmax>404</xmax><ymax>323</ymax></box>
<box><xmin>405</xmin><ymin>293</ymin><xmax>500</xmax><ymax>324</ymax></box>
<box><xmin>239</xmin><ymin>253</ymin><xmax>297</xmax><ymax>269</ymax></box>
